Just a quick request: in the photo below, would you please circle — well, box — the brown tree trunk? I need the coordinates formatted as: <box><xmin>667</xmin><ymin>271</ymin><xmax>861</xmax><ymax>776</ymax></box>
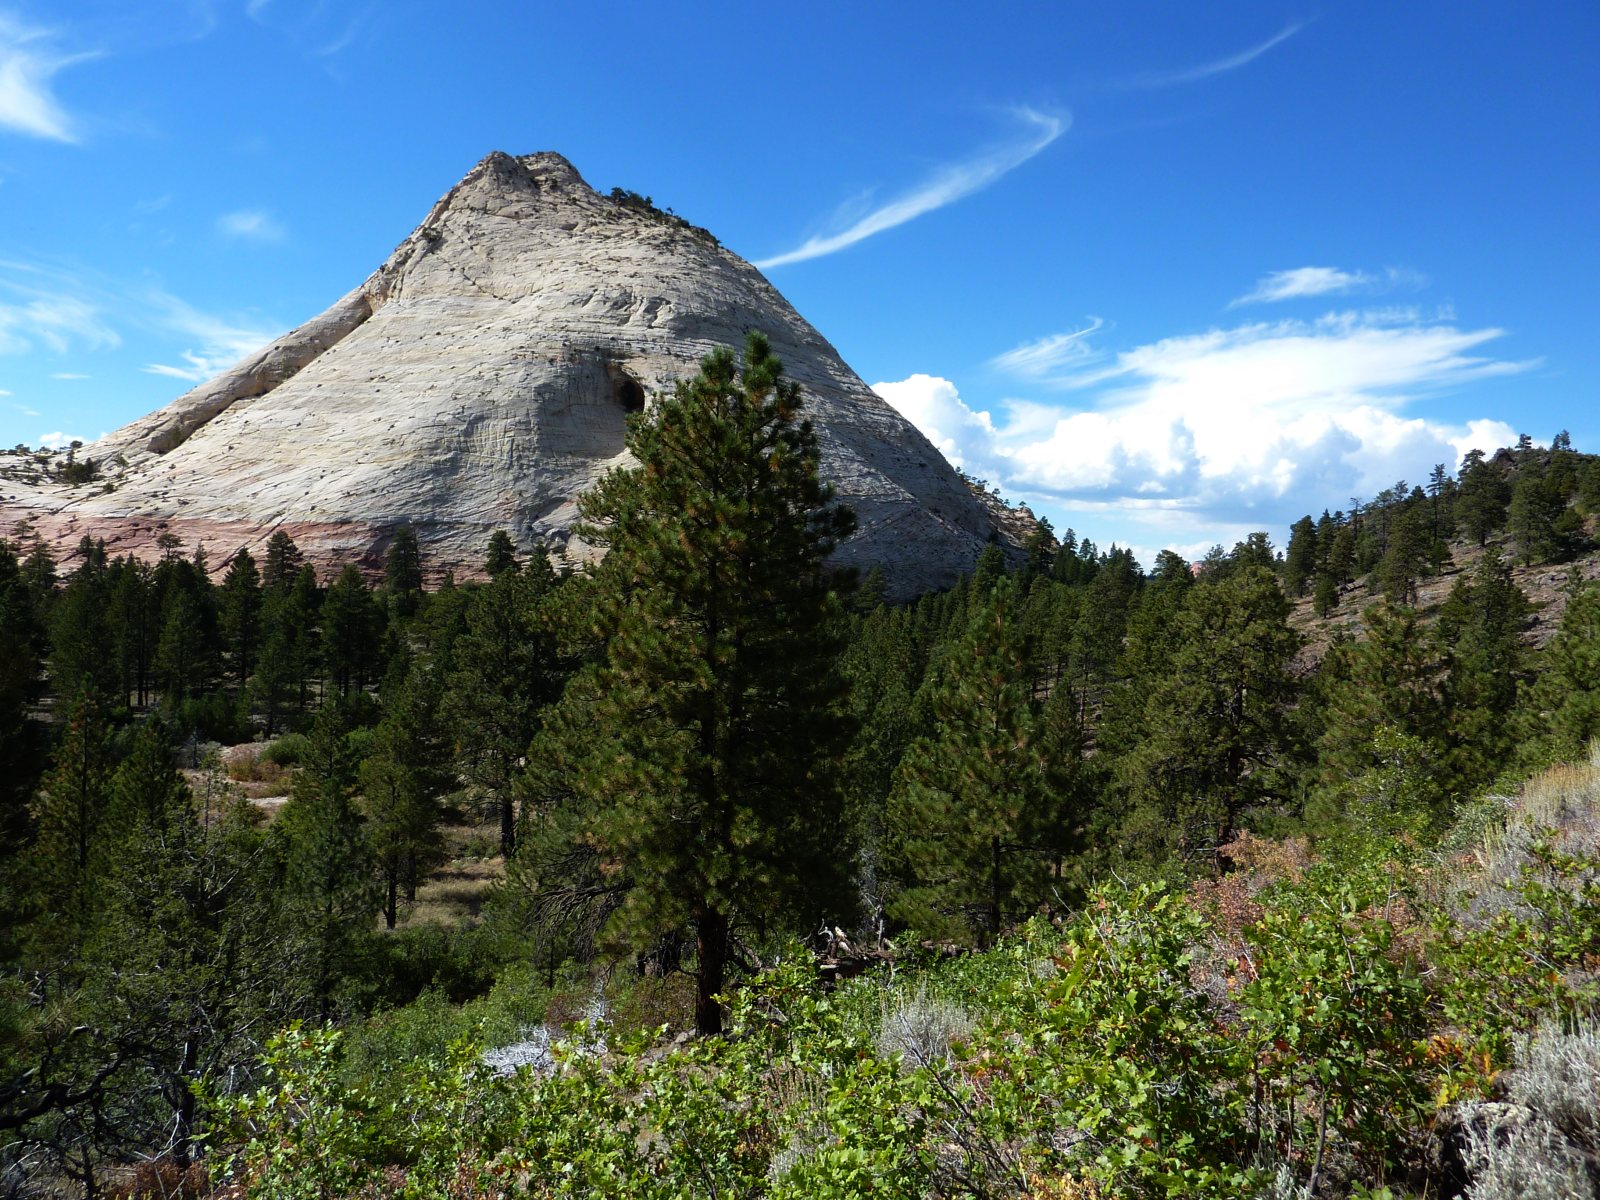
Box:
<box><xmin>989</xmin><ymin>834</ymin><xmax>1003</xmax><ymax>947</ymax></box>
<box><xmin>499</xmin><ymin>792</ymin><xmax>516</xmax><ymax>858</ymax></box>
<box><xmin>695</xmin><ymin>907</ymin><xmax>729</xmax><ymax>1036</ymax></box>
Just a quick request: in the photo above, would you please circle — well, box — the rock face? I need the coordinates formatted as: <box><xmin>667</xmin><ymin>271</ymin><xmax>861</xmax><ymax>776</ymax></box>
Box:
<box><xmin>2</xmin><ymin>152</ymin><xmax>1017</xmax><ymax>596</ymax></box>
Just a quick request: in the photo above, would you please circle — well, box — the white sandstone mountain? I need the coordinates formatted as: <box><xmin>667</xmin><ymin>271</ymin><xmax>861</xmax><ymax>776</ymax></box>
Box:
<box><xmin>3</xmin><ymin>152</ymin><xmax>1022</xmax><ymax>596</ymax></box>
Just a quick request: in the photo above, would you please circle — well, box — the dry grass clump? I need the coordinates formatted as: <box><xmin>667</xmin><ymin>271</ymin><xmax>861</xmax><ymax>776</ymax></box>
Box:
<box><xmin>1447</xmin><ymin>746</ymin><xmax>1600</xmax><ymax>930</ymax></box>
<box><xmin>398</xmin><ymin>859</ymin><xmax>502</xmax><ymax>928</ymax></box>
<box><xmin>104</xmin><ymin>1158</ymin><xmax>210</xmax><ymax>1199</ymax></box>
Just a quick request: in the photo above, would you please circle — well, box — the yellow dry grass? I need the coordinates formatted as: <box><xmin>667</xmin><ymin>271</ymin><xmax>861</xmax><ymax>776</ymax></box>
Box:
<box><xmin>396</xmin><ymin>822</ymin><xmax>505</xmax><ymax>929</ymax></box>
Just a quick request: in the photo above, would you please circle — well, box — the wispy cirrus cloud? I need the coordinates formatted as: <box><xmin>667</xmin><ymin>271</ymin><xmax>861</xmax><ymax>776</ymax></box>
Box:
<box><xmin>217</xmin><ymin>208</ymin><xmax>286</xmax><ymax>242</ymax></box>
<box><xmin>988</xmin><ymin>317</ymin><xmax>1106</xmax><ymax>381</ymax></box>
<box><xmin>1232</xmin><ymin>265</ymin><xmax>1426</xmax><ymax>307</ymax></box>
<box><xmin>0</xmin><ymin>12</ymin><xmax>94</xmax><ymax>142</ymax></box>
<box><xmin>0</xmin><ymin>288</ymin><xmax>119</xmax><ymax>355</ymax></box>
<box><xmin>1126</xmin><ymin>22</ymin><xmax>1303</xmax><ymax>89</ymax></box>
<box><xmin>755</xmin><ymin>107</ymin><xmax>1067</xmax><ymax>270</ymax></box>
<box><xmin>142</xmin><ymin>291</ymin><xmax>280</xmax><ymax>382</ymax></box>
<box><xmin>247</xmin><ymin>0</ymin><xmax>380</xmax><ymax>60</ymax></box>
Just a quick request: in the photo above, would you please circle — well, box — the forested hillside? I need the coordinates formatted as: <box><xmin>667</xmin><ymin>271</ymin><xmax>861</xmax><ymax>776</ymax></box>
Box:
<box><xmin>4</xmin><ymin>343</ymin><xmax>1600</xmax><ymax>1197</ymax></box>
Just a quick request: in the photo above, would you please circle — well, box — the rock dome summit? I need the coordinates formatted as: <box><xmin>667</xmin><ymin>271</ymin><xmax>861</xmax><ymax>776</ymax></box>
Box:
<box><xmin>3</xmin><ymin>151</ymin><xmax>1021</xmax><ymax>596</ymax></box>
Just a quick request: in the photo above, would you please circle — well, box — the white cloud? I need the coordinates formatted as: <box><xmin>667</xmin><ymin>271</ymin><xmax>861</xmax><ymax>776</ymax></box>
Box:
<box><xmin>988</xmin><ymin>318</ymin><xmax>1105</xmax><ymax>380</ymax></box>
<box><xmin>217</xmin><ymin>208</ymin><xmax>286</xmax><ymax>241</ymax></box>
<box><xmin>0</xmin><ymin>14</ymin><xmax>90</xmax><ymax>142</ymax></box>
<box><xmin>755</xmin><ymin>107</ymin><xmax>1066</xmax><ymax>269</ymax></box>
<box><xmin>142</xmin><ymin>291</ymin><xmax>280</xmax><ymax>382</ymax></box>
<box><xmin>37</xmin><ymin>429</ymin><xmax>83</xmax><ymax>448</ymax></box>
<box><xmin>871</xmin><ymin>374</ymin><xmax>1003</xmax><ymax>479</ymax></box>
<box><xmin>50</xmin><ymin>371</ymin><xmax>87</xmax><ymax>379</ymax></box>
<box><xmin>1127</xmin><ymin>22</ymin><xmax>1303</xmax><ymax>88</ymax></box>
<box><xmin>876</xmin><ymin>308</ymin><xmax>1532</xmax><ymax>550</ymax></box>
<box><xmin>1232</xmin><ymin>265</ymin><xmax>1425</xmax><ymax>307</ymax></box>
<box><xmin>0</xmin><ymin>291</ymin><xmax>119</xmax><ymax>354</ymax></box>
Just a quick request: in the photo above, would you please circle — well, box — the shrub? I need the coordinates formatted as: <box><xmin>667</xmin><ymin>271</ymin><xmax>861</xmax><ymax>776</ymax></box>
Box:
<box><xmin>1456</xmin><ymin>1103</ymin><xmax>1590</xmax><ymax>1200</ymax></box>
<box><xmin>261</xmin><ymin>732</ymin><xmax>310</xmax><ymax>767</ymax></box>
<box><xmin>876</xmin><ymin>983</ymin><xmax>973</xmax><ymax>1067</ymax></box>
<box><xmin>1503</xmin><ymin>1018</ymin><xmax>1600</xmax><ymax>1153</ymax></box>
<box><xmin>172</xmin><ymin>694</ymin><xmax>253</xmax><ymax>744</ymax></box>
<box><xmin>226</xmin><ymin>749</ymin><xmax>286</xmax><ymax>784</ymax></box>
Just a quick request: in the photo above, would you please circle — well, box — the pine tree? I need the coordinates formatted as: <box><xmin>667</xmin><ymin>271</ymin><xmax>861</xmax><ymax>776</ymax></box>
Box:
<box><xmin>1118</xmin><ymin>566</ymin><xmax>1301</xmax><ymax>860</ymax></box>
<box><xmin>887</xmin><ymin>578</ymin><xmax>1087</xmax><ymax>944</ymax></box>
<box><xmin>154</xmin><ymin>580</ymin><xmax>210</xmax><ymax>703</ymax></box>
<box><xmin>27</xmin><ymin>689</ymin><xmax>114</xmax><ymax>944</ymax></box>
<box><xmin>1378</xmin><ymin>506</ymin><xmax>1428</xmax><ymax>604</ymax></box>
<box><xmin>321</xmin><ymin>565</ymin><xmax>384</xmax><ymax>696</ymax></box>
<box><xmin>273</xmin><ymin>702</ymin><xmax>379</xmax><ymax>1020</ymax></box>
<box><xmin>0</xmin><ymin>541</ymin><xmax>41</xmax><ymax>740</ymax></box>
<box><xmin>109</xmin><ymin>556</ymin><xmax>157</xmax><ymax>707</ymax></box>
<box><xmin>253</xmin><ymin>565</ymin><xmax>321</xmax><ymax>732</ymax></box>
<box><xmin>484</xmin><ymin>529</ymin><xmax>518</xmax><ymax>578</ymax></box>
<box><xmin>1522</xmin><ymin>578</ymin><xmax>1600</xmax><ymax>763</ymax></box>
<box><xmin>262</xmin><ymin>531</ymin><xmax>305</xmax><ymax>591</ymax></box>
<box><xmin>81</xmin><ymin>717</ymin><xmax>281</xmax><ymax>1169</ymax></box>
<box><xmin>49</xmin><ymin>550</ymin><xmax>116</xmax><ymax>700</ymax></box>
<box><xmin>1020</xmin><ymin>520</ymin><xmax>1056</xmax><ymax>585</ymax></box>
<box><xmin>1436</xmin><ymin>548</ymin><xmax>1529</xmax><ymax>789</ymax></box>
<box><xmin>1282</xmin><ymin>515</ymin><xmax>1317</xmax><ymax>597</ymax></box>
<box><xmin>218</xmin><ymin>549</ymin><xmax>262</xmax><ymax>685</ymax></box>
<box><xmin>1426</xmin><ymin>462</ymin><xmax>1456</xmax><ymax>543</ymax></box>
<box><xmin>546</xmin><ymin>332</ymin><xmax>858</xmax><ymax>1035</ymax></box>
<box><xmin>383</xmin><ymin>525</ymin><xmax>424</xmax><ymax>617</ymax></box>
<box><xmin>1328</xmin><ymin>522</ymin><xmax>1357</xmax><ymax>586</ymax></box>
<box><xmin>445</xmin><ymin>560</ymin><xmax>562</xmax><ymax>856</ymax></box>
<box><xmin>1311</xmin><ymin>603</ymin><xmax>1452</xmax><ymax>820</ymax></box>
<box><xmin>0</xmin><ymin>543</ymin><xmax>43</xmax><ymax>874</ymax></box>
<box><xmin>1508</xmin><ymin>461</ymin><xmax>1572</xmax><ymax>564</ymax></box>
<box><xmin>1457</xmin><ymin>449</ymin><xmax>1510</xmax><ymax>546</ymax></box>
<box><xmin>360</xmin><ymin>662</ymin><xmax>451</xmax><ymax>928</ymax></box>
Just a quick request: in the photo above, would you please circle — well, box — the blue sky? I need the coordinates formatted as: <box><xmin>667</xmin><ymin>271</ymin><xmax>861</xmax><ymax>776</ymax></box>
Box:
<box><xmin>2</xmin><ymin>2</ymin><xmax>1596</xmax><ymax>564</ymax></box>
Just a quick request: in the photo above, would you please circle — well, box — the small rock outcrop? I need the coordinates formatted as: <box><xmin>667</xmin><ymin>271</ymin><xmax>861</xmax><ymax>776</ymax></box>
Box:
<box><xmin>3</xmin><ymin>152</ymin><xmax>1021</xmax><ymax>597</ymax></box>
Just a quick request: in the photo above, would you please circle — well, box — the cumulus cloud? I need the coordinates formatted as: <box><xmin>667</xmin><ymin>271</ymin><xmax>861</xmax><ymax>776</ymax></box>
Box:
<box><xmin>875</xmin><ymin>309</ymin><xmax>1531</xmax><ymax>550</ymax></box>
<box><xmin>0</xmin><ymin>13</ymin><xmax>91</xmax><ymax>142</ymax></box>
<box><xmin>217</xmin><ymin>208</ymin><xmax>286</xmax><ymax>242</ymax></box>
<box><xmin>756</xmin><ymin>107</ymin><xmax>1066</xmax><ymax>269</ymax></box>
<box><xmin>1232</xmin><ymin>265</ymin><xmax>1426</xmax><ymax>307</ymax></box>
<box><xmin>142</xmin><ymin>292</ymin><xmax>280</xmax><ymax>382</ymax></box>
<box><xmin>37</xmin><ymin>430</ymin><xmax>83</xmax><ymax>448</ymax></box>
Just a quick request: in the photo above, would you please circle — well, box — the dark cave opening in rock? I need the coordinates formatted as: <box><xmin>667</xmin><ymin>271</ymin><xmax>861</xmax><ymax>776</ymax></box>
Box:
<box><xmin>616</xmin><ymin>375</ymin><xmax>645</xmax><ymax>413</ymax></box>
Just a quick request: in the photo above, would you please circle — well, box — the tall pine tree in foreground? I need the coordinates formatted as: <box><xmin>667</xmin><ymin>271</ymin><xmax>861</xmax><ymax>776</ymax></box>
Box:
<box><xmin>554</xmin><ymin>332</ymin><xmax>858</xmax><ymax>1035</ymax></box>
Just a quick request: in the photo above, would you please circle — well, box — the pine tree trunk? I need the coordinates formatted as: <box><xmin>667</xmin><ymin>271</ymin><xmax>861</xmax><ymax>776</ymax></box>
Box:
<box><xmin>174</xmin><ymin>1035</ymin><xmax>199</xmax><ymax>1168</ymax></box>
<box><xmin>385</xmin><ymin>872</ymin><xmax>398</xmax><ymax>931</ymax></box>
<box><xmin>989</xmin><ymin>834</ymin><xmax>1003</xmax><ymax>947</ymax></box>
<box><xmin>499</xmin><ymin>792</ymin><xmax>515</xmax><ymax>858</ymax></box>
<box><xmin>694</xmin><ymin>907</ymin><xmax>729</xmax><ymax>1036</ymax></box>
